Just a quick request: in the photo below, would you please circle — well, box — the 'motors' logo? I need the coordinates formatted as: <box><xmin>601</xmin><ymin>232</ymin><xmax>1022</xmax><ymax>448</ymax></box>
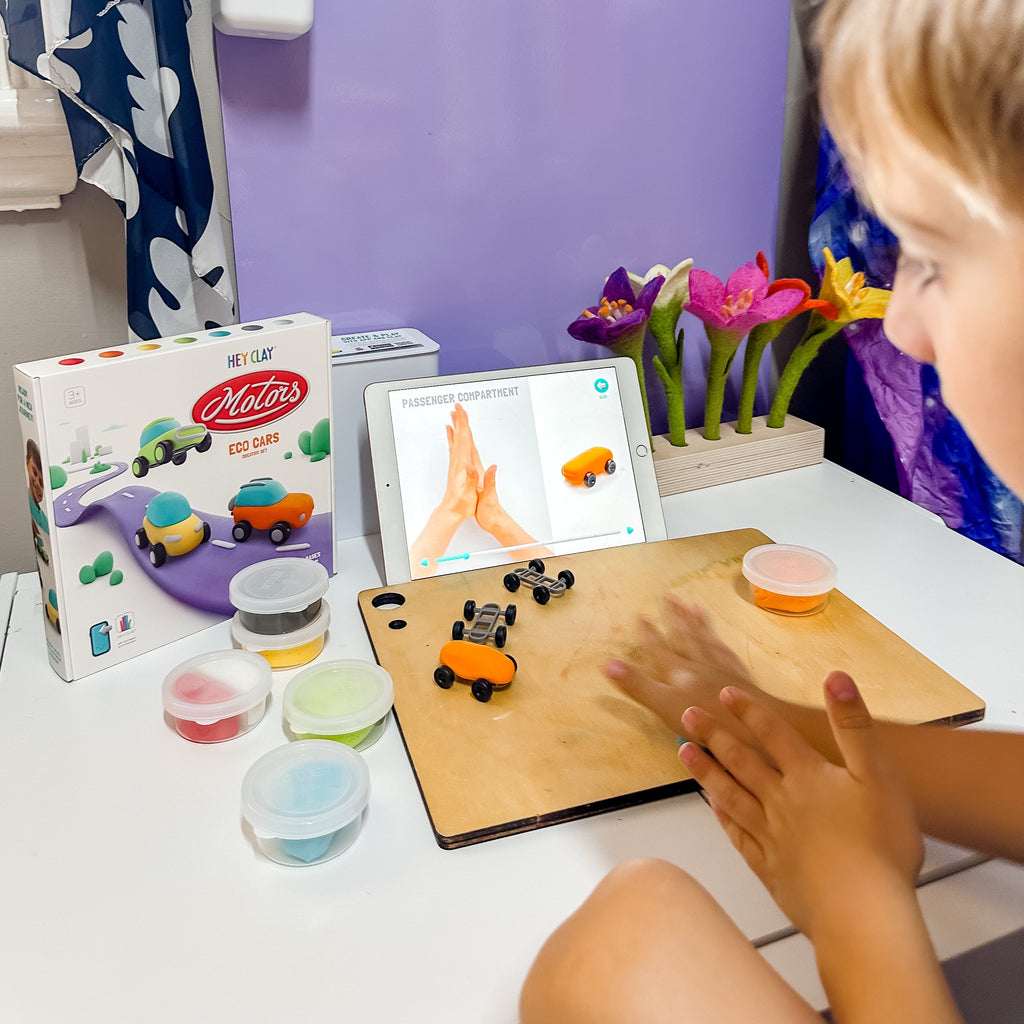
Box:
<box><xmin>192</xmin><ymin>370</ymin><xmax>308</xmax><ymax>431</ymax></box>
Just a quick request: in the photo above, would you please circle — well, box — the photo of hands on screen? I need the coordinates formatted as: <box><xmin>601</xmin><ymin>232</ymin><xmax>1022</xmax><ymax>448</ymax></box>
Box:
<box><xmin>388</xmin><ymin>367</ymin><xmax>647</xmax><ymax>579</ymax></box>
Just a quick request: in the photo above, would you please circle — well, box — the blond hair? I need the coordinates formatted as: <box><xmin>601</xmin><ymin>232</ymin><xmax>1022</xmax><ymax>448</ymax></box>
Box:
<box><xmin>815</xmin><ymin>0</ymin><xmax>1024</xmax><ymax>218</ymax></box>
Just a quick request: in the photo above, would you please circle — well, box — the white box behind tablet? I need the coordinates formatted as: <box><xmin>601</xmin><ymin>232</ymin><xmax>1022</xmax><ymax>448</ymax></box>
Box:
<box><xmin>331</xmin><ymin>329</ymin><xmax>440</xmax><ymax>541</ymax></box>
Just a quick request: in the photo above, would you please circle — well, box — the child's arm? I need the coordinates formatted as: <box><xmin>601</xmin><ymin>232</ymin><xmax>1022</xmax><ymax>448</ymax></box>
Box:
<box><xmin>681</xmin><ymin>678</ymin><xmax>963</xmax><ymax>1024</ymax></box>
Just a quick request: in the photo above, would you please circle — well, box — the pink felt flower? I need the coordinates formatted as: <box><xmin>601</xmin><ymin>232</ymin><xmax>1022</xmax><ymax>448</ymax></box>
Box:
<box><xmin>684</xmin><ymin>262</ymin><xmax>805</xmax><ymax>340</ymax></box>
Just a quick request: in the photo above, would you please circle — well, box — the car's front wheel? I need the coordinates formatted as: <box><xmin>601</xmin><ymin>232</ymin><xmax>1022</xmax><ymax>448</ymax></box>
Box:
<box><xmin>269</xmin><ymin>521</ymin><xmax>292</xmax><ymax>545</ymax></box>
<box><xmin>150</xmin><ymin>543</ymin><xmax>167</xmax><ymax>568</ymax></box>
<box><xmin>471</xmin><ymin>679</ymin><xmax>494</xmax><ymax>703</ymax></box>
<box><xmin>232</xmin><ymin>521</ymin><xmax>253</xmax><ymax>542</ymax></box>
<box><xmin>434</xmin><ymin>666</ymin><xmax>455</xmax><ymax>689</ymax></box>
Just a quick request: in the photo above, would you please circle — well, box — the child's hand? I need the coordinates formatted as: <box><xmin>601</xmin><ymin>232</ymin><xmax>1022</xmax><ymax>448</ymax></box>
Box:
<box><xmin>678</xmin><ymin>673</ymin><xmax>924</xmax><ymax>940</ymax></box>
<box><xmin>604</xmin><ymin>593</ymin><xmax>757</xmax><ymax>739</ymax></box>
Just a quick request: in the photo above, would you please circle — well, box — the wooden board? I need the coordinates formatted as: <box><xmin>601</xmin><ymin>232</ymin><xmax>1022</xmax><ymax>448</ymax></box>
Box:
<box><xmin>358</xmin><ymin>529</ymin><xmax>984</xmax><ymax>849</ymax></box>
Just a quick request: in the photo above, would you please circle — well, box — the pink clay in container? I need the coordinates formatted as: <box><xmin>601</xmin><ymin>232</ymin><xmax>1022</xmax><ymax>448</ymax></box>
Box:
<box><xmin>162</xmin><ymin>650</ymin><xmax>273</xmax><ymax>743</ymax></box>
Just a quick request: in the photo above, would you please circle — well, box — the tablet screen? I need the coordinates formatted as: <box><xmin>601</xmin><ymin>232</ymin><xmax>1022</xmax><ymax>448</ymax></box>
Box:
<box><xmin>365</xmin><ymin>359</ymin><xmax>666</xmax><ymax>584</ymax></box>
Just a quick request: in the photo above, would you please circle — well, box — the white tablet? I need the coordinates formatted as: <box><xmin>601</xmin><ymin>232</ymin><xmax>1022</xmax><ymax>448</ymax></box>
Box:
<box><xmin>364</xmin><ymin>358</ymin><xmax>667</xmax><ymax>584</ymax></box>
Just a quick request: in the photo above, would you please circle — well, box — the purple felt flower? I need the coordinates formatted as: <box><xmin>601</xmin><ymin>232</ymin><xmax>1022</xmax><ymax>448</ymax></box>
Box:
<box><xmin>567</xmin><ymin>267</ymin><xmax>664</xmax><ymax>347</ymax></box>
<box><xmin>684</xmin><ymin>262</ymin><xmax>804</xmax><ymax>340</ymax></box>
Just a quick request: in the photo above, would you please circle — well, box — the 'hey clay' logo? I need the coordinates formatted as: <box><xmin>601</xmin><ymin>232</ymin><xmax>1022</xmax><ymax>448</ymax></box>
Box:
<box><xmin>192</xmin><ymin>371</ymin><xmax>309</xmax><ymax>432</ymax></box>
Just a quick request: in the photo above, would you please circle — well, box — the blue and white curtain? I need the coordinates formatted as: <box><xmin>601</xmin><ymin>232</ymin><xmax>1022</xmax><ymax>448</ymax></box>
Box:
<box><xmin>1</xmin><ymin>0</ymin><xmax>235</xmax><ymax>340</ymax></box>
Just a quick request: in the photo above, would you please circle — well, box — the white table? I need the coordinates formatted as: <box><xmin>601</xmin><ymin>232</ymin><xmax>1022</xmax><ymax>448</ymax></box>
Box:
<box><xmin>2</xmin><ymin>462</ymin><xmax>1022</xmax><ymax>1022</ymax></box>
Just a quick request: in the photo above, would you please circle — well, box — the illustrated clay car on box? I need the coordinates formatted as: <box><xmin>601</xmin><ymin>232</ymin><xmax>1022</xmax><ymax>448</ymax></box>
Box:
<box><xmin>227</xmin><ymin>477</ymin><xmax>314</xmax><ymax>544</ymax></box>
<box><xmin>132</xmin><ymin>417</ymin><xmax>211</xmax><ymax>478</ymax></box>
<box><xmin>561</xmin><ymin>446</ymin><xmax>616</xmax><ymax>487</ymax></box>
<box><xmin>135</xmin><ymin>491</ymin><xmax>210</xmax><ymax>567</ymax></box>
<box><xmin>504</xmin><ymin>558</ymin><xmax>575</xmax><ymax>604</ymax></box>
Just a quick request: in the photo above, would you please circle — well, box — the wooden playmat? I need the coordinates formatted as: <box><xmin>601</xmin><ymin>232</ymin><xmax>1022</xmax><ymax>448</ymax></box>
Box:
<box><xmin>357</xmin><ymin>529</ymin><xmax>984</xmax><ymax>849</ymax></box>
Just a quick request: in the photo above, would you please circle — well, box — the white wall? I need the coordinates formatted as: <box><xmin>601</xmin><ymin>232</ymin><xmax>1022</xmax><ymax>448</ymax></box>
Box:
<box><xmin>0</xmin><ymin>0</ymin><xmax>233</xmax><ymax>574</ymax></box>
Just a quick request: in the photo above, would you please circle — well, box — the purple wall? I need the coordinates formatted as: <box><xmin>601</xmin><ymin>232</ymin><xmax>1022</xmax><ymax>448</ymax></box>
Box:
<box><xmin>216</xmin><ymin>0</ymin><xmax>793</xmax><ymax>432</ymax></box>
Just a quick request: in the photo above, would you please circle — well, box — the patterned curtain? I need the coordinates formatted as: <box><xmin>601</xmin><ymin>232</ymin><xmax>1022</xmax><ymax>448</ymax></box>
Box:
<box><xmin>810</xmin><ymin>128</ymin><xmax>1023</xmax><ymax>563</ymax></box>
<box><xmin>1</xmin><ymin>0</ymin><xmax>235</xmax><ymax>340</ymax></box>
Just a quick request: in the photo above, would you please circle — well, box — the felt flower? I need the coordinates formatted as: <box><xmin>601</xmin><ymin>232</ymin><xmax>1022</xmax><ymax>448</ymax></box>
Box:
<box><xmin>684</xmin><ymin>260</ymin><xmax>805</xmax><ymax>440</ymax></box>
<box><xmin>568</xmin><ymin>267</ymin><xmax>664</xmax><ymax>439</ymax></box>
<box><xmin>685</xmin><ymin>261</ymin><xmax>805</xmax><ymax>341</ymax></box>
<box><xmin>767</xmin><ymin>248</ymin><xmax>892</xmax><ymax>428</ymax></box>
<box><xmin>627</xmin><ymin>259</ymin><xmax>694</xmax><ymax>446</ymax></box>
<box><xmin>818</xmin><ymin>246</ymin><xmax>890</xmax><ymax>322</ymax></box>
<box><xmin>736</xmin><ymin>253</ymin><xmax>839</xmax><ymax>433</ymax></box>
<box><xmin>568</xmin><ymin>267</ymin><xmax>663</xmax><ymax>347</ymax></box>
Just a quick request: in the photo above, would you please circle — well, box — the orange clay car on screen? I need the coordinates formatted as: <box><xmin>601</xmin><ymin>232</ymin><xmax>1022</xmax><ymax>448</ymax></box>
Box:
<box><xmin>561</xmin><ymin>446</ymin><xmax>616</xmax><ymax>487</ymax></box>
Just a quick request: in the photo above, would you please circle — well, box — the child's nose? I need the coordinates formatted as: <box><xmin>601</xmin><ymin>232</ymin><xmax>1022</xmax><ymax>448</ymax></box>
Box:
<box><xmin>882</xmin><ymin>281</ymin><xmax>936</xmax><ymax>365</ymax></box>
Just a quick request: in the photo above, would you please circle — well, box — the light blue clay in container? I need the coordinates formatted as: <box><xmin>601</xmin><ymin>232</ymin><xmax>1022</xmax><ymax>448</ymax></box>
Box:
<box><xmin>240</xmin><ymin>741</ymin><xmax>370</xmax><ymax>866</ymax></box>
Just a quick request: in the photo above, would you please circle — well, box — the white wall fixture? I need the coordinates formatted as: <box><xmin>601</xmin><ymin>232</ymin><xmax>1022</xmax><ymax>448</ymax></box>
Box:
<box><xmin>0</xmin><ymin>32</ymin><xmax>77</xmax><ymax>212</ymax></box>
<box><xmin>213</xmin><ymin>0</ymin><xmax>314</xmax><ymax>40</ymax></box>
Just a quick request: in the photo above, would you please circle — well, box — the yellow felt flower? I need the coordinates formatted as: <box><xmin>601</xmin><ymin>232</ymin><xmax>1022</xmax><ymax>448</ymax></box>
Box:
<box><xmin>819</xmin><ymin>247</ymin><xmax>891</xmax><ymax>322</ymax></box>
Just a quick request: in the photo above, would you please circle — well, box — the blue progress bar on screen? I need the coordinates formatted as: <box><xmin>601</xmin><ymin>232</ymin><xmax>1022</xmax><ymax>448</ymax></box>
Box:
<box><xmin>432</xmin><ymin>526</ymin><xmax>636</xmax><ymax>565</ymax></box>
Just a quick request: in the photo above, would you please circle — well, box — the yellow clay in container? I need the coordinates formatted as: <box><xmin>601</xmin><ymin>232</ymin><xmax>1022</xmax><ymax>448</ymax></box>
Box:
<box><xmin>256</xmin><ymin>634</ymin><xmax>326</xmax><ymax>669</ymax></box>
<box><xmin>231</xmin><ymin>603</ymin><xmax>330</xmax><ymax>669</ymax></box>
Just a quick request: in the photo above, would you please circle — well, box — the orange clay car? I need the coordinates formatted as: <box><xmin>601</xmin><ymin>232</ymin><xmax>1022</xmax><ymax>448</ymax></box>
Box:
<box><xmin>228</xmin><ymin>477</ymin><xmax>314</xmax><ymax>544</ymax></box>
<box><xmin>434</xmin><ymin>639</ymin><xmax>517</xmax><ymax>703</ymax></box>
<box><xmin>561</xmin><ymin>446</ymin><xmax>616</xmax><ymax>487</ymax></box>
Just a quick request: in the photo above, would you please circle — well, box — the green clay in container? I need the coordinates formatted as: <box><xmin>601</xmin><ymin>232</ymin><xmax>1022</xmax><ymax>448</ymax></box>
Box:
<box><xmin>283</xmin><ymin>660</ymin><xmax>394</xmax><ymax>751</ymax></box>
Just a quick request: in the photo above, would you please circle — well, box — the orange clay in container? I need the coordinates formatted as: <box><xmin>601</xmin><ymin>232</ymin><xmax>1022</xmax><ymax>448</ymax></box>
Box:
<box><xmin>741</xmin><ymin>544</ymin><xmax>837</xmax><ymax>617</ymax></box>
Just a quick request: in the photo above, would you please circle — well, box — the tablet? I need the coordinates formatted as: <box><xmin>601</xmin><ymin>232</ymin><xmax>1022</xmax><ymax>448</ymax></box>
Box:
<box><xmin>364</xmin><ymin>357</ymin><xmax>667</xmax><ymax>584</ymax></box>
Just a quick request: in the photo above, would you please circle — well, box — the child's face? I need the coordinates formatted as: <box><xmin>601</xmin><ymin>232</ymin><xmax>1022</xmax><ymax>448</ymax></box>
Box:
<box><xmin>27</xmin><ymin>455</ymin><xmax>44</xmax><ymax>504</ymax></box>
<box><xmin>864</xmin><ymin>132</ymin><xmax>1024</xmax><ymax>499</ymax></box>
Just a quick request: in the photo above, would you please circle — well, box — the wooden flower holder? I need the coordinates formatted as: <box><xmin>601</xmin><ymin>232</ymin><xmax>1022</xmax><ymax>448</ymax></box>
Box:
<box><xmin>651</xmin><ymin>414</ymin><xmax>824</xmax><ymax>496</ymax></box>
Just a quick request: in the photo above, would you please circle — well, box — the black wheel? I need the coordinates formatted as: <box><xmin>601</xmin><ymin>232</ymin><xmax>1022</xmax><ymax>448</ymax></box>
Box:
<box><xmin>463</xmin><ymin>599</ymin><xmax>476</xmax><ymax>621</ymax></box>
<box><xmin>506</xmin><ymin>654</ymin><xmax>518</xmax><ymax>672</ymax></box>
<box><xmin>434</xmin><ymin>665</ymin><xmax>455</xmax><ymax>689</ymax></box>
<box><xmin>528</xmin><ymin>558</ymin><xmax>545</xmax><ymax>573</ymax></box>
<box><xmin>200</xmin><ymin>522</ymin><xmax>211</xmax><ymax>544</ymax></box>
<box><xmin>503</xmin><ymin>572</ymin><xmax>520</xmax><ymax>593</ymax></box>
<box><xmin>154</xmin><ymin>440</ymin><xmax>174</xmax><ymax>465</ymax></box>
<box><xmin>533</xmin><ymin>585</ymin><xmax>550</xmax><ymax>605</ymax></box>
<box><xmin>504</xmin><ymin>604</ymin><xmax>517</xmax><ymax>626</ymax></box>
<box><xmin>196</xmin><ymin>432</ymin><xmax>212</xmax><ymax>453</ymax></box>
<box><xmin>150</xmin><ymin>543</ymin><xmax>167</xmax><ymax>568</ymax></box>
<box><xmin>132</xmin><ymin>457</ymin><xmax>148</xmax><ymax>478</ymax></box>
<box><xmin>605</xmin><ymin>459</ymin><xmax>616</xmax><ymax>474</ymax></box>
<box><xmin>269</xmin><ymin>521</ymin><xmax>292</xmax><ymax>545</ymax></box>
<box><xmin>452</xmin><ymin>620</ymin><xmax>465</xmax><ymax>640</ymax></box>
<box><xmin>471</xmin><ymin>679</ymin><xmax>494</xmax><ymax>703</ymax></box>
<box><xmin>495</xmin><ymin>624</ymin><xmax>507</xmax><ymax>648</ymax></box>
<box><xmin>232</xmin><ymin>521</ymin><xmax>253</xmax><ymax>542</ymax></box>
<box><xmin>171</xmin><ymin>451</ymin><xmax>187</xmax><ymax>466</ymax></box>
<box><xmin>135</xmin><ymin>527</ymin><xmax>149</xmax><ymax>550</ymax></box>
<box><xmin>557</xmin><ymin>569</ymin><xmax>575</xmax><ymax>588</ymax></box>
<box><xmin>584</xmin><ymin>472</ymin><xmax>597</xmax><ymax>487</ymax></box>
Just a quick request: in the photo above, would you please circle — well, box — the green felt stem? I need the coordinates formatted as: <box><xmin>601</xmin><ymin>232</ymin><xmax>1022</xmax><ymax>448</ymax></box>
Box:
<box><xmin>610</xmin><ymin>330</ymin><xmax>652</xmax><ymax>444</ymax></box>
<box><xmin>736</xmin><ymin>319</ymin><xmax>787</xmax><ymax>434</ymax></box>
<box><xmin>766</xmin><ymin>318</ymin><xmax>846</xmax><ymax>428</ymax></box>
<box><xmin>653</xmin><ymin>345</ymin><xmax>687</xmax><ymax>446</ymax></box>
<box><xmin>703</xmin><ymin>343</ymin><xmax>737</xmax><ymax>442</ymax></box>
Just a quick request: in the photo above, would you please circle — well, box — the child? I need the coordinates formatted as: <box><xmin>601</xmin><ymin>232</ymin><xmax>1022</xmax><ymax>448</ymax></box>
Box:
<box><xmin>520</xmin><ymin>2</ymin><xmax>1024</xmax><ymax>1021</ymax></box>
<box><xmin>25</xmin><ymin>438</ymin><xmax>50</xmax><ymax>563</ymax></box>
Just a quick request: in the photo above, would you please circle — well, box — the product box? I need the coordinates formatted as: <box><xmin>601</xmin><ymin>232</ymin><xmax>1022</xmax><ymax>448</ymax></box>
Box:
<box><xmin>14</xmin><ymin>313</ymin><xmax>335</xmax><ymax>681</ymax></box>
